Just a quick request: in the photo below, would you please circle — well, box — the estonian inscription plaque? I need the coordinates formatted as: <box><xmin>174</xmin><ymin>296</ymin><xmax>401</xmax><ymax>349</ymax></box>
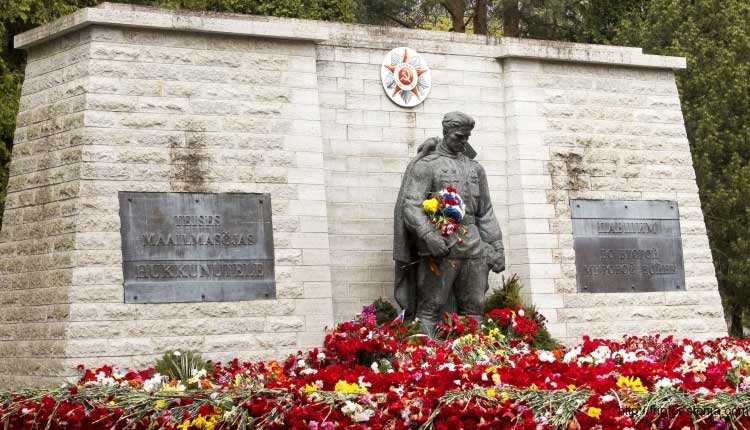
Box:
<box><xmin>571</xmin><ymin>200</ymin><xmax>685</xmax><ymax>293</ymax></box>
<box><xmin>119</xmin><ymin>192</ymin><xmax>275</xmax><ymax>303</ymax></box>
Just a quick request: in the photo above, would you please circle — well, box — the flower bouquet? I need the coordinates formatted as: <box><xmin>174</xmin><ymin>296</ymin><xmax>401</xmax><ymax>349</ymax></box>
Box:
<box><xmin>422</xmin><ymin>184</ymin><xmax>466</xmax><ymax>245</ymax></box>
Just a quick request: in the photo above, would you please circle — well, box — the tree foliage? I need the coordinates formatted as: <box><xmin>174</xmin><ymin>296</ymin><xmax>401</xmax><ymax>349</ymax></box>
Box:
<box><xmin>631</xmin><ymin>0</ymin><xmax>750</xmax><ymax>337</ymax></box>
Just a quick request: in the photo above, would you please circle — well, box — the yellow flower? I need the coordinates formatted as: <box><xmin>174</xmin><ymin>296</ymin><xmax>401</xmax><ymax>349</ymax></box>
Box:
<box><xmin>304</xmin><ymin>383</ymin><xmax>318</xmax><ymax>393</ymax></box>
<box><xmin>617</xmin><ymin>376</ymin><xmax>647</xmax><ymax>394</ymax></box>
<box><xmin>586</xmin><ymin>407</ymin><xmax>602</xmax><ymax>419</ymax></box>
<box><xmin>529</xmin><ymin>383</ymin><xmax>537</xmax><ymax>391</ymax></box>
<box><xmin>567</xmin><ymin>384</ymin><xmax>576</xmax><ymax>392</ymax></box>
<box><xmin>491</xmin><ymin>373</ymin><xmax>501</xmax><ymax>385</ymax></box>
<box><xmin>160</xmin><ymin>382</ymin><xmax>186</xmax><ymax>392</ymax></box>
<box><xmin>334</xmin><ymin>380</ymin><xmax>367</xmax><ymax>394</ymax></box>
<box><xmin>488</xmin><ymin>328</ymin><xmax>504</xmax><ymax>340</ymax></box>
<box><xmin>154</xmin><ymin>400</ymin><xmax>166</xmax><ymax>410</ymax></box>
<box><xmin>500</xmin><ymin>391</ymin><xmax>510</xmax><ymax>401</ymax></box>
<box><xmin>486</xmin><ymin>388</ymin><xmax>496</xmax><ymax>397</ymax></box>
<box><xmin>422</xmin><ymin>198</ymin><xmax>439</xmax><ymax>214</ymax></box>
<box><xmin>179</xmin><ymin>415</ymin><xmax>217</xmax><ymax>430</ymax></box>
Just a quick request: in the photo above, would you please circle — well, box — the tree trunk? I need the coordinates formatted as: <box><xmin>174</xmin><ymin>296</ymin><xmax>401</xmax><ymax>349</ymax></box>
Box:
<box><xmin>441</xmin><ymin>0</ymin><xmax>466</xmax><ymax>33</ymax></box>
<box><xmin>502</xmin><ymin>0</ymin><xmax>520</xmax><ymax>37</ymax></box>
<box><xmin>729</xmin><ymin>302</ymin><xmax>744</xmax><ymax>337</ymax></box>
<box><xmin>473</xmin><ymin>0</ymin><xmax>488</xmax><ymax>35</ymax></box>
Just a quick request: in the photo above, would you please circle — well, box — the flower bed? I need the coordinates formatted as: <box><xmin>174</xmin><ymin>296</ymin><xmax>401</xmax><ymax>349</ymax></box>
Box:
<box><xmin>2</xmin><ymin>307</ymin><xmax>749</xmax><ymax>430</ymax></box>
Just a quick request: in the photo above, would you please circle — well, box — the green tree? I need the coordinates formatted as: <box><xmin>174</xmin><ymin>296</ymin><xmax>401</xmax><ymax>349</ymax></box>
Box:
<box><xmin>628</xmin><ymin>0</ymin><xmax>750</xmax><ymax>337</ymax></box>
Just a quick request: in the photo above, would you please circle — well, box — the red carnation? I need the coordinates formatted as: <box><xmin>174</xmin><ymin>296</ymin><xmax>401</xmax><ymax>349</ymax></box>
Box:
<box><xmin>487</xmin><ymin>308</ymin><xmax>514</xmax><ymax>326</ymax></box>
<box><xmin>446</xmin><ymin>185</ymin><xmax>457</xmax><ymax>193</ymax></box>
<box><xmin>513</xmin><ymin>316</ymin><xmax>538</xmax><ymax>336</ymax></box>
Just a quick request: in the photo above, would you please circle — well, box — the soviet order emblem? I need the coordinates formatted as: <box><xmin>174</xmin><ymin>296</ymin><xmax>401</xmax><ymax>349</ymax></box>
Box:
<box><xmin>381</xmin><ymin>47</ymin><xmax>431</xmax><ymax>107</ymax></box>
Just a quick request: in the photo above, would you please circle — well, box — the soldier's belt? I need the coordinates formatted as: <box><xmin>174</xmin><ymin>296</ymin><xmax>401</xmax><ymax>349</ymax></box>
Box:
<box><xmin>462</xmin><ymin>215</ymin><xmax>475</xmax><ymax>225</ymax></box>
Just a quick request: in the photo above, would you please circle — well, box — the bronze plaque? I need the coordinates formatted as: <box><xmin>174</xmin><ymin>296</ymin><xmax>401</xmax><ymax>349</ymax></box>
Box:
<box><xmin>119</xmin><ymin>192</ymin><xmax>275</xmax><ymax>303</ymax></box>
<box><xmin>571</xmin><ymin>199</ymin><xmax>685</xmax><ymax>293</ymax></box>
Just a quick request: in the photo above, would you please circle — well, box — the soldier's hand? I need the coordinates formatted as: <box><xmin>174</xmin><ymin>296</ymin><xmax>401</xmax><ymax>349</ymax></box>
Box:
<box><xmin>423</xmin><ymin>233</ymin><xmax>449</xmax><ymax>257</ymax></box>
<box><xmin>489</xmin><ymin>250</ymin><xmax>505</xmax><ymax>273</ymax></box>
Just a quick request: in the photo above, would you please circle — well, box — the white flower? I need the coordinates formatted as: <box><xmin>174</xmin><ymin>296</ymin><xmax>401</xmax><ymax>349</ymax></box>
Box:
<box><xmin>341</xmin><ymin>400</ymin><xmax>374</xmax><ymax>422</ymax></box>
<box><xmin>297</xmin><ymin>359</ymin><xmax>306</xmax><ymax>368</ymax></box>
<box><xmin>739</xmin><ymin>376</ymin><xmax>750</xmax><ymax>390</ymax></box>
<box><xmin>341</xmin><ymin>400</ymin><xmax>360</xmax><ymax>414</ymax></box>
<box><xmin>300</xmin><ymin>368</ymin><xmax>318</xmax><ymax>375</ymax></box>
<box><xmin>353</xmin><ymin>409</ymin><xmax>375</xmax><ymax>422</ymax></box>
<box><xmin>173</xmin><ymin>351</ymin><xmax>181</xmax><ymax>357</ymax></box>
<box><xmin>654</xmin><ymin>378</ymin><xmax>680</xmax><ymax>390</ymax></box>
<box><xmin>600</xmin><ymin>394</ymin><xmax>616</xmax><ymax>403</ymax></box>
<box><xmin>439</xmin><ymin>363</ymin><xmax>456</xmax><ymax>372</ymax></box>
<box><xmin>92</xmin><ymin>371</ymin><xmax>117</xmax><ymax>386</ymax></box>
<box><xmin>222</xmin><ymin>406</ymin><xmax>238</xmax><ymax>421</ymax></box>
<box><xmin>142</xmin><ymin>374</ymin><xmax>166</xmax><ymax>392</ymax></box>
<box><xmin>590</xmin><ymin>346</ymin><xmax>612</xmax><ymax>364</ymax></box>
<box><xmin>371</xmin><ymin>362</ymin><xmax>380</xmax><ymax>373</ymax></box>
<box><xmin>358</xmin><ymin>376</ymin><xmax>372</xmax><ymax>388</ymax></box>
<box><xmin>538</xmin><ymin>351</ymin><xmax>556</xmax><ymax>363</ymax></box>
<box><xmin>563</xmin><ymin>346</ymin><xmax>582</xmax><ymax>363</ymax></box>
<box><xmin>690</xmin><ymin>358</ymin><xmax>708</xmax><ymax>373</ymax></box>
<box><xmin>518</xmin><ymin>309</ymin><xmax>525</xmax><ymax>317</ymax></box>
<box><xmin>317</xmin><ymin>352</ymin><xmax>326</xmax><ymax>361</ymax></box>
<box><xmin>696</xmin><ymin>387</ymin><xmax>711</xmax><ymax>396</ymax></box>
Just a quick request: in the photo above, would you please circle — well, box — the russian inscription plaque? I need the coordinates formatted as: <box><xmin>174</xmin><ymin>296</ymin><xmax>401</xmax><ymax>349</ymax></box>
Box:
<box><xmin>119</xmin><ymin>192</ymin><xmax>275</xmax><ymax>303</ymax></box>
<box><xmin>571</xmin><ymin>200</ymin><xmax>685</xmax><ymax>293</ymax></box>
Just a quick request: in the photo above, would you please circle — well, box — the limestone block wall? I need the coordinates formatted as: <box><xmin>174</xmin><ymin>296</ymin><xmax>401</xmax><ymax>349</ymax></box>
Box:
<box><xmin>3</xmin><ymin>11</ymin><xmax>335</xmax><ymax>387</ymax></box>
<box><xmin>69</xmin><ymin>25</ymin><xmax>334</xmax><ymax>369</ymax></box>
<box><xmin>316</xmin><ymin>25</ymin><xmax>508</xmax><ymax>322</ymax></box>
<box><xmin>502</xmin><ymin>59</ymin><xmax>725</xmax><ymax>341</ymax></box>
<box><xmin>0</xmin><ymin>31</ymin><xmax>88</xmax><ymax>387</ymax></box>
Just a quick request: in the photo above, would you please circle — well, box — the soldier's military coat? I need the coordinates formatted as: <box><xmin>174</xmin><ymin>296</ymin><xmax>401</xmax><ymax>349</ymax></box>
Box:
<box><xmin>393</xmin><ymin>137</ymin><xmax>504</xmax><ymax>320</ymax></box>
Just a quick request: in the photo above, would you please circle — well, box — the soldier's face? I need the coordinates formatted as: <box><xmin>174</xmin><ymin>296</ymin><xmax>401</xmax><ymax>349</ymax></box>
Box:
<box><xmin>444</xmin><ymin>127</ymin><xmax>472</xmax><ymax>154</ymax></box>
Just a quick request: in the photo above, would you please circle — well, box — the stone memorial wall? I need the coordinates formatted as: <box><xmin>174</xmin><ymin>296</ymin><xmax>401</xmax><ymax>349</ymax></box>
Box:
<box><xmin>0</xmin><ymin>3</ymin><xmax>725</xmax><ymax>388</ymax></box>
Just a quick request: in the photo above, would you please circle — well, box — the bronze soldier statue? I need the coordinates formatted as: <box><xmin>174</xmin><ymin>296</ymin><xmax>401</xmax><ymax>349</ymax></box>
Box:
<box><xmin>393</xmin><ymin>111</ymin><xmax>505</xmax><ymax>336</ymax></box>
